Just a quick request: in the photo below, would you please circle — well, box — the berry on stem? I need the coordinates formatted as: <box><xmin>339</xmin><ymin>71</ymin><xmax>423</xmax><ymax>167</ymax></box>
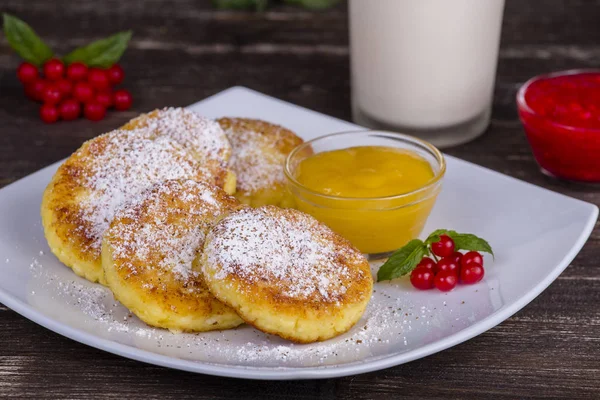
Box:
<box><xmin>113</xmin><ymin>89</ymin><xmax>132</xmax><ymax>111</ymax></box>
<box><xmin>17</xmin><ymin>62</ymin><xmax>38</xmax><ymax>84</ymax></box>
<box><xmin>462</xmin><ymin>251</ymin><xmax>484</xmax><ymax>267</ymax></box>
<box><xmin>43</xmin><ymin>59</ymin><xmax>65</xmax><ymax>81</ymax></box>
<box><xmin>460</xmin><ymin>263</ymin><xmax>485</xmax><ymax>284</ymax></box>
<box><xmin>73</xmin><ymin>82</ymin><xmax>95</xmax><ymax>103</ymax></box>
<box><xmin>40</xmin><ymin>104</ymin><xmax>59</xmax><ymax>123</ymax></box>
<box><xmin>42</xmin><ymin>84</ymin><xmax>62</xmax><ymax>105</ymax></box>
<box><xmin>416</xmin><ymin>257</ymin><xmax>437</xmax><ymax>272</ymax></box>
<box><xmin>87</xmin><ymin>68</ymin><xmax>110</xmax><ymax>90</ymax></box>
<box><xmin>56</xmin><ymin>79</ymin><xmax>73</xmax><ymax>97</ymax></box>
<box><xmin>59</xmin><ymin>99</ymin><xmax>81</xmax><ymax>121</ymax></box>
<box><xmin>25</xmin><ymin>79</ymin><xmax>47</xmax><ymax>102</ymax></box>
<box><xmin>434</xmin><ymin>270</ymin><xmax>458</xmax><ymax>292</ymax></box>
<box><xmin>84</xmin><ymin>101</ymin><xmax>106</xmax><ymax>121</ymax></box>
<box><xmin>448</xmin><ymin>251</ymin><xmax>463</xmax><ymax>265</ymax></box>
<box><xmin>410</xmin><ymin>267</ymin><xmax>435</xmax><ymax>290</ymax></box>
<box><xmin>66</xmin><ymin>62</ymin><xmax>88</xmax><ymax>81</ymax></box>
<box><xmin>95</xmin><ymin>90</ymin><xmax>113</xmax><ymax>108</ymax></box>
<box><xmin>107</xmin><ymin>64</ymin><xmax>125</xmax><ymax>85</ymax></box>
<box><xmin>436</xmin><ymin>257</ymin><xmax>459</xmax><ymax>275</ymax></box>
<box><xmin>431</xmin><ymin>234</ymin><xmax>455</xmax><ymax>258</ymax></box>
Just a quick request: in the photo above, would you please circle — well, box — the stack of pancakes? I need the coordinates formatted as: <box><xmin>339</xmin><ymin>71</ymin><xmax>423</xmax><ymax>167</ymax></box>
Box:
<box><xmin>41</xmin><ymin>108</ymin><xmax>372</xmax><ymax>343</ymax></box>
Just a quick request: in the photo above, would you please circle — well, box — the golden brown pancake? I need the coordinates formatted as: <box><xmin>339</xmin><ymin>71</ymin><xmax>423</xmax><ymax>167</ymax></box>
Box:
<box><xmin>217</xmin><ymin>118</ymin><xmax>304</xmax><ymax>207</ymax></box>
<box><xmin>41</xmin><ymin>128</ymin><xmax>211</xmax><ymax>284</ymax></box>
<box><xmin>102</xmin><ymin>180</ymin><xmax>244</xmax><ymax>332</ymax></box>
<box><xmin>124</xmin><ymin>108</ymin><xmax>236</xmax><ymax>194</ymax></box>
<box><xmin>198</xmin><ymin>206</ymin><xmax>373</xmax><ymax>343</ymax></box>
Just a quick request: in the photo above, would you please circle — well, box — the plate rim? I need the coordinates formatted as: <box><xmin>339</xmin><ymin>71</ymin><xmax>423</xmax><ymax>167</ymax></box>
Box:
<box><xmin>0</xmin><ymin>86</ymin><xmax>598</xmax><ymax>380</ymax></box>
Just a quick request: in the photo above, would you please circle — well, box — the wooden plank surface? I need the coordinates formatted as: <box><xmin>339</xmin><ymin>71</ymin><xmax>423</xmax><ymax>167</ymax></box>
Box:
<box><xmin>1</xmin><ymin>0</ymin><xmax>599</xmax><ymax>398</ymax></box>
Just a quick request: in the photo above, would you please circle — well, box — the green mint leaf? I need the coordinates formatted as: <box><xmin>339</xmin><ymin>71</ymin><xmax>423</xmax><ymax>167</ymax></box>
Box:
<box><xmin>284</xmin><ymin>0</ymin><xmax>340</xmax><ymax>9</ymax></box>
<box><xmin>426</xmin><ymin>229</ymin><xmax>494</xmax><ymax>257</ymax></box>
<box><xmin>377</xmin><ymin>239</ymin><xmax>428</xmax><ymax>282</ymax></box>
<box><xmin>449</xmin><ymin>232</ymin><xmax>494</xmax><ymax>257</ymax></box>
<box><xmin>63</xmin><ymin>31</ymin><xmax>132</xmax><ymax>68</ymax></box>
<box><xmin>212</xmin><ymin>0</ymin><xmax>269</xmax><ymax>10</ymax></box>
<box><xmin>425</xmin><ymin>229</ymin><xmax>448</xmax><ymax>245</ymax></box>
<box><xmin>3</xmin><ymin>13</ymin><xmax>53</xmax><ymax>66</ymax></box>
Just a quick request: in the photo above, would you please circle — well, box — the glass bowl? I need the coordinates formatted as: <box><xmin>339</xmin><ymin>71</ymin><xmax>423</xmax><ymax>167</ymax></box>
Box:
<box><xmin>517</xmin><ymin>69</ymin><xmax>600</xmax><ymax>182</ymax></box>
<box><xmin>284</xmin><ymin>130</ymin><xmax>445</xmax><ymax>259</ymax></box>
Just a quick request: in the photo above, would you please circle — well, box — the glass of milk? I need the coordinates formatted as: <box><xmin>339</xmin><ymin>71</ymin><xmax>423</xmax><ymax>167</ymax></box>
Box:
<box><xmin>349</xmin><ymin>0</ymin><xmax>505</xmax><ymax>147</ymax></box>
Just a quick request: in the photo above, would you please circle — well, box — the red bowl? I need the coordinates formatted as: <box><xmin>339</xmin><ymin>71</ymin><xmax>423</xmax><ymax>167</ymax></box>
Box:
<box><xmin>517</xmin><ymin>69</ymin><xmax>600</xmax><ymax>182</ymax></box>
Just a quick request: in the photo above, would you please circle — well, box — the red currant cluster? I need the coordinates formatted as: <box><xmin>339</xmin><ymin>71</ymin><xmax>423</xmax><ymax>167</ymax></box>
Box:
<box><xmin>17</xmin><ymin>59</ymin><xmax>133</xmax><ymax>124</ymax></box>
<box><xmin>410</xmin><ymin>235</ymin><xmax>485</xmax><ymax>292</ymax></box>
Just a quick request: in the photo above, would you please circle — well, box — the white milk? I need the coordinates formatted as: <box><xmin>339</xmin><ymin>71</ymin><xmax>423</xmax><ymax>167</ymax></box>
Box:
<box><xmin>349</xmin><ymin>0</ymin><xmax>505</xmax><ymax>144</ymax></box>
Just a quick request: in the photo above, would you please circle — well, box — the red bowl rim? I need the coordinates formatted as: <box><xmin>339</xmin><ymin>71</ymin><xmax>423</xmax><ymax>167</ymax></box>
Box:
<box><xmin>516</xmin><ymin>68</ymin><xmax>600</xmax><ymax>133</ymax></box>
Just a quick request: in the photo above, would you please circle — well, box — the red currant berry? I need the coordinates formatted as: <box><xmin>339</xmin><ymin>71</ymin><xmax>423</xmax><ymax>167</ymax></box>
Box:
<box><xmin>113</xmin><ymin>89</ymin><xmax>132</xmax><ymax>111</ymax></box>
<box><xmin>84</xmin><ymin>101</ymin><xmax>106</xmax><ymax>121</ymax></box>
<box><xmin>410</xmin><ymin>267</ymin><xmax>435</xmax><ymax>290</ymax></box>
<box><xmin>416</xmin><ymin>257</ymin><xmax>437</xmax><ymax>272</ymax></box>
<box><xmin>59</xmin><ymin>99</ymin><xmax>81</xmax><ymax>121</ymax></box>
<box><xmin>56</xmin><ymin>79</ymin><xmax>73</xmax><ymax>97</ymax></box>
<box><xmin>462</xmin><ymin>251</ymin><xmax>484</xmax><ymax>268</ymax></box>
<box><xmin>107</xmin><ymin>64</ymin><xmax>125</xmax><ymax>85</ymax></box>
<box><xmin>42</xmin><ymin>84</ymin><xmax>62</xmax><ymax>105</ymax></box>
<box><xmin>460</xmin><ymin>263</ymin><xmax>485</xmax><ymax>284</ymax></box>
<box><xmin>43</xmin><ymin>59</ymin><xmax>65</xmax><ymax>81</ymax></box>
<box><xmin>431</xmin><ymin>234</ymin><xmax>455</xmax><ymax>258</ymax></box>
<box><xmin>25</xmin><ymin>79</ymin><xmax>47</xmax><ymax>102</ymax></box>
<box><xmin>17</xmin><ymin>62</ymin><xmax>39</xmax><ymax>84</ymax></box>
<box><xmin>435</xmin><ymin>257</ymin><xmax>459</xmax><ymax>275</ymax></box>
<box><xmin>73</xmin><ymin>82</ymin><xmax>95</xmax><ymax>103</ymax></box>
<box><xmin>95</xmin><ymin>90</ymin><xmax>113</xmax><ymax>108</ymax></box>
<box><xmin>434</xmin><ymin>270</ymin><xmax>458</xmax><ymax>292</ymax></box>
<box><xmin>66</xmin><ymin>62</ymin><xmax>88</xmax><ymax>81</ymax></box>
<box><xmin>448</xmin><ymin>251</ymin><xmax>463</xmax><ymax>265</ymax></box>
<box><xmin>87</xmin><ymin>68</ymin><xmax>110</xmax><ymax>90</ymax></box>
<box><xmin>40</xmin><ymin>104</ymin><xmax>59</xmax><ymax>123</ymax></box>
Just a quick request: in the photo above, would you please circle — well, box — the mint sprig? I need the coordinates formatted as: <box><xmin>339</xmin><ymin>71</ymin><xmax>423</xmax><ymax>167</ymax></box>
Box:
<box><xmin>425</xmin><ymin>229</ymin><xmax>494</xmax><ymax>257</ymax></box>
<box><xmin>3</xmin><ymin>13</ymin><xmax>131</xmax><ymax>68</ymax></box>
<box><xmin>63</xmin><ymin>31</ymin><xmax>132</xmax><ymax>68</ymax></box>
<box><xmin>376</xmin><ymin>239</ymin><xmax>429</xmax><ymax>282</ymax></box>
<box><xmin>3</xmin><ymin>13</ymin><xmax>53</xmax><ymax>66</ymax></box>
<box><xmin>377</xmin><ymin>230</ymin><xmax>494</xmax><ymax>282</ymax></box>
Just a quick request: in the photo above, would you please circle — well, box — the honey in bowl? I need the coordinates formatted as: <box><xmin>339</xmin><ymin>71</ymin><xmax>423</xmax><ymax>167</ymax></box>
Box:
<box><xmin>285</xmin><ymin>131</ymin><xmax>445</xmax><ymax>257</ymax></box>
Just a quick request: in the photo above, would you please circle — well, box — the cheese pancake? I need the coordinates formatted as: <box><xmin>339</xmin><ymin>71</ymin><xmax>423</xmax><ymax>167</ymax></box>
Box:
<box><xmin>102</xmin><ymin>180</ymin><xmax>244</xmax><ymax>332</ymax></box>
<box><xmin>199</xmin><ymin>206</ymin><xmax>373</xmax><ymax>343</ymax></box>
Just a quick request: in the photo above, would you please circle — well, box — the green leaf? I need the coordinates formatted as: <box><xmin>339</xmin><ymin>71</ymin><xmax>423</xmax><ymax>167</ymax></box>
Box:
<box><xmin>3</xmin><ymin>13</ymin><xmax>53</xmax><ymax>66</ymax></box>
<box><xmin>284</xmin><ymin>0</ymin><xmax>340</xmax><ymax>9</ymax></box>
<box><xmin>426</xmin><ymin>229</ymin><xmax>494</xmax><ymax>257</ymax></box>
<box><xmin>212</xmin><ymin>0</ymin><xmax>269</xmax><ymax>10</ymax></box>
<box><xmin>63</xmin><ymin>31</ymin><xmax>132</xmax><ymax>68</ymax></box>
<box><xmin>424</xmin><ymin>229</ymin><xmax>448</xmax><ymax>245</ymax></box>
<box><xmin>377</xmin><ymin>239</ymin><xmax>429</xmax><ymax>282</ymax></box>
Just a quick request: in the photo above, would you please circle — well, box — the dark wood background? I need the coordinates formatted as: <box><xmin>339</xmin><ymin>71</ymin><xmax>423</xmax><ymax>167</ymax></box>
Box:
<box><xmin>1</xmin><ymin>0</ymin><xmax>599</xmax><ymax>398</ymax></box>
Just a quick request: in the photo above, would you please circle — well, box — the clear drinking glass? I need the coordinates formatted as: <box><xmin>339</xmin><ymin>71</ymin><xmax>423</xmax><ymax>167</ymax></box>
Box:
<box><xmin>349</xmin><ymin>0</ymin><xmax>505</xmax><ymax>148</ymax></box>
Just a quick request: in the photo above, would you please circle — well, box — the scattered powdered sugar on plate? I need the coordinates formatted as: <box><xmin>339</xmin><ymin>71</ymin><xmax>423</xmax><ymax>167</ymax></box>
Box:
<box><xmin>26</xmin><ymin>256</ymin><xmax>474</xmax><ymax>367</ymax></box>
<box><xmin>106</xmin><ymin>180</ymin><xmax>237</xmax><ymax>282</ymax></box>
<box><xmin>77</xmin><ymin>129</ymin><xmax>208</xmax><ymax>252</ymax></box>
<box><xmin>205</xmin><ymin>206</ymin><xmax>367</xmax><ymax>301</ymax></box>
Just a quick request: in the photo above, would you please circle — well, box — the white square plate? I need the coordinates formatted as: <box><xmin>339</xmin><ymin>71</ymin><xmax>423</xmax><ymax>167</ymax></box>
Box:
<box><xmin>0</xmin><ymin>87</ymin><xmax>597</xmax><ymax>380</ymax></box>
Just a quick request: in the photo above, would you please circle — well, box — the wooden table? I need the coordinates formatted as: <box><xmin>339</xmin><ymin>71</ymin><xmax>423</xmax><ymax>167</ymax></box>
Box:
<box><xmin>1</xmin><ymin>1</ymin><xmax>599</xmax><ymax>398</ymax></box>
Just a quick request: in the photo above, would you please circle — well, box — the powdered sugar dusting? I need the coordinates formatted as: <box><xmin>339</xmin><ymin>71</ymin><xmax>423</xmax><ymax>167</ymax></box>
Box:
<box><xmin>205</xmin><ymin>207</ymin><xmax>367</xmax><ymax>301</ymax></box>
<box><xmin>107</xmin><ymin>180</ymin><xmax>238</xmax><ymax>282</ymax></box>
<box><xmin>134</xmin><ymin>108</ymin><xmax>231</xmax><ymax>171</ymax></box>
<box><xmin>76</xmin><ymin>129</ymin><xmax>207</xmax><ymax>253</ymax></box>
<box><xmin>221</xmin><ymin>120</ymin><xmax>289</xmax><ymax>193</ymax></box>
